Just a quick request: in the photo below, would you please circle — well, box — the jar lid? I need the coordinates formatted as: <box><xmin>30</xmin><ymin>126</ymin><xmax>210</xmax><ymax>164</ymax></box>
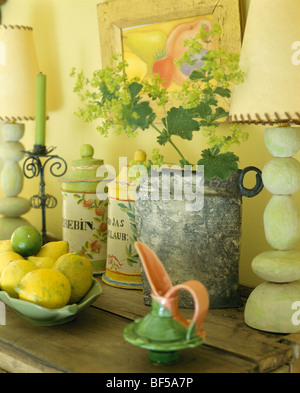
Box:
<box><xmin>108</xmin><ymin>150</ymin><xmax>147</xmax><ymax>201</ymax></box>
<box><xmin>60</xmin><ymin>144</ymin><xmax>105</xmax><ymax>193</ymax></box>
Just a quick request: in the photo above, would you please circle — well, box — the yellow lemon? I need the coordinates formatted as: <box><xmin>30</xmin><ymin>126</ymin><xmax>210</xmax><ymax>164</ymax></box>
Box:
<box><xmin>16</xmin><ymin>269</ymin><xmax>71</xmax><ymax>309</ymax></box>
<box><xmin>0</xmin><ymin>259</ymin><xmax>38</xmax><ymax>298</ymax></box>
<box><xmin>35</xmin><ymin>241</ymin><xmax>69</xmax><ymax>261</ymax></box>
<box><xmin>0</xmin><ymin>251</ymin><xmax>24</xmax><ymax>276</ymax></box>
<box><xmin>134</xmin><ymin>149</ymin><xmax>147</xmax><ymax>163</ymax></box>
<box><xmin>27</xmin><ymin>256</ymin><xmax>56</xmax><ymax>269</ymax></box>
<box><xmin>0</xmin><ymin>240</ymin><xmax>13</xmax><ymax>253</ymax></box>
<box><xmin>54</xmin><ymin>253</ymin><xmax>93</xmax><ymax>304</ymax></box>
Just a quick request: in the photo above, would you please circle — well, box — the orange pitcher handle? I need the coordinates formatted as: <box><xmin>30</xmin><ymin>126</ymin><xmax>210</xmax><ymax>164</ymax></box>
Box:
<box><xmin>164</xmin><ymin>280</ymin><xmax>209</xmax><ymax>339</ymax></box>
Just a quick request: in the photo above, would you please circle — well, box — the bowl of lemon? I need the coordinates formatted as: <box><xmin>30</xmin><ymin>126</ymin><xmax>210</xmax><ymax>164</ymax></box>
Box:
<box><xmin>0</xmin><ymin>226</ymin><xmax>102</xmax><ymax>326</ymax></box>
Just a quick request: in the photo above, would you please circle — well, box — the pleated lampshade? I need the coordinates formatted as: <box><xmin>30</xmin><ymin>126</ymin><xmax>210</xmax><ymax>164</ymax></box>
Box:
<box><xmin>0</xmin><ymin>25</ymin><xmax>40</xmax><ymax>121</ymax></box>
<box><xmin>228</xmin><ymin>0</ymin><xmax>300</xmax><ymax>125</ymax></box>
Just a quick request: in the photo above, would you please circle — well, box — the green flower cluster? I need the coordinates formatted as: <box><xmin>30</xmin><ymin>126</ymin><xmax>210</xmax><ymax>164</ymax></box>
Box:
<box><xmin>71</xmin><ymin>23</ymin><xmax>248</xmax><ymax>180</ymax></box>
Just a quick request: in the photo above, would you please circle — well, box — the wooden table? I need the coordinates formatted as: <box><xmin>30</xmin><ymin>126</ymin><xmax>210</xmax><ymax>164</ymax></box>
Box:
<box><xmin>0</xmin><ymin>278</ymin><xmax>299</xmax><ymax>373</ymax></box>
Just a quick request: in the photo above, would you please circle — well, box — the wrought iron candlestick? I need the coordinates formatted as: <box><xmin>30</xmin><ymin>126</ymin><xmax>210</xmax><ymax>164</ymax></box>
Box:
<box><xmin>23</xmin><ymin>144</ymin><xmax>67</xmax><ymax>244</ymax></box>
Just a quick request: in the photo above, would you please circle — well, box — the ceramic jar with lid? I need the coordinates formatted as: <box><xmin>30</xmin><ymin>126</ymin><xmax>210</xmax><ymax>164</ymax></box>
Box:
<box><xmin>60</xmin><ymin>144</ymin><xmax>108</xmax><ymax>275</ymax></box>
<box><xmin>102</xmin><ymin>152</ymin><xmax>147</xmax><ymax>289</ymax></box>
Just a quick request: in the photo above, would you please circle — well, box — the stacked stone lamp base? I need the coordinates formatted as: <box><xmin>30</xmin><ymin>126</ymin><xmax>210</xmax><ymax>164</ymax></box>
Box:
<box><xmin>245</xmin><ymin>126</ymin><xmax>300</xmax><ymax>333</ymax></box>
<box><xmin>0</xmin><ymin>123</ymin><xmax>31</xmax><ymax>240</ymax></box>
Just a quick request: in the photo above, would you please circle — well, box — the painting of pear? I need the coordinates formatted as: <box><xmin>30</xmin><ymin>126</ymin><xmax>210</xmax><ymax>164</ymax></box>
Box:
<box><xmin>125</xmin><ymin>30</ymin><xmax>167</xmax><ymax>74</ymax></box>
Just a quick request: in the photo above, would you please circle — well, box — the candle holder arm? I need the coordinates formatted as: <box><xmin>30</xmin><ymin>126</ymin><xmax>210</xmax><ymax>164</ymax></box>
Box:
<box><xmin>22</xmin><ymin>147</ymin><xmax>67</xmax><ymax>244</ymax></box>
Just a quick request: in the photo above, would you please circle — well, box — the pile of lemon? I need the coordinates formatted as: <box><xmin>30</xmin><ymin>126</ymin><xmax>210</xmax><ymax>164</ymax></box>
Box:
<box><xmin>0</xmin><ymin>226</ymin><xmax>93</xmax><ymax>309</ymax></box>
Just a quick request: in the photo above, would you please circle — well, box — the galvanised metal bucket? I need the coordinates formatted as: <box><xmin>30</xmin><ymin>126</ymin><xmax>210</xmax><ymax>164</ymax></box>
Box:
<box><xmin>135</xmin><ymin>167</ymin><xmax>263</xmax><ymax>309</ymax></box>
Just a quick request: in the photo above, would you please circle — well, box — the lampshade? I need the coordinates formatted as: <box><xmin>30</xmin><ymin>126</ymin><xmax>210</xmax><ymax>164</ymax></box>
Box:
<box><xmin>0</xmin><ymin>25</ymin><xmax>40</xmax><ymax>121</ymax></box>
<box><xmin>228</xmin><ymin>0</ymin><xmax>300</xmax><ymax>125</ymax></box>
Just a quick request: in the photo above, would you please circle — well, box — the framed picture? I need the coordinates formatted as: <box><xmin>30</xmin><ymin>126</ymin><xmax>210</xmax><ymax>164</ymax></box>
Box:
<box><xmin>97</xmin><ymin>0</ymin><xmax>244</xmax><ymax>115</ymax></box>
<box><xmin>97</xmin><ymin>0</ymin><xmax>244</xmax><ymax>66</ymax></box>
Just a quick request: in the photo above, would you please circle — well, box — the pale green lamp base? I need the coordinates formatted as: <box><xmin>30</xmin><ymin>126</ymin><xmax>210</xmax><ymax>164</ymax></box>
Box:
<box><xmin>0</xmin><ymin>122</ymin><xmax>32</xmax><ymax>240</ymax></box>
<box><xmin>245</xmin><ymin>280</ymin><xmax>300</xmax><ymax>333</ymax></box>
<box><xmin>0</xmin><ymin>216</ymin><xmax>31</xmax><ymax>241</ymax></box>
<box><xmin>0</xmin><ymin>197</ymin><xmax>30</xmax><ymax>218</ymax></box>
<box><xmin>245</xmin><ymin>126</ymin><xmax>300</xmax><ymax>333</ymax></box>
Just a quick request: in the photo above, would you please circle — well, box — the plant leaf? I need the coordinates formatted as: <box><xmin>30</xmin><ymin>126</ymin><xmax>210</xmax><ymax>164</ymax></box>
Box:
<box><xmin>100</xmin><ymin>82</ymin><xmax>118</xmax><ymax>103</ymax></box>
<box><xmin>121</xmin><ymin>82</ymin><xmax>155</xmax><ymax>131</ymax></box>
<box><xmin>197</xmin><ymin>149</ymin><xmax>239</xmax><ymax>180</ymax></box>
<box><xmin>157</xmin><ymin>129</ymin><xmax>170</xmax><ymax>145</ymax></box>
<box><xmin>213</xmin><ymin>86</ymin><xmax>231</xmax><ymax>98</ymax></box>
<box><xmin>129</xmin><ymin>101</ymin><xmax>154</xmax><ymax>130</ymax></box>
<box><xmin>128</xmin><ymin>81</ymin><xmax>143</xmax><ymax>99</ymax></box>
<box><xmin>211</xmin><ymin>107</ymin><xmax>228</xmax><ymax>122</ymax></box>
<box><xmin>188</xmin><ymin>103</ymin><xmax>212</xmax><ymax>119</ymax></box>
<box><xmin>189</xmin><ymin>69</ymin><xmax>206</xmax><ymax>81</ymax></box>
<box><xmin>162</xmin><ymin>106</ymin><xmax>199</xmax><ymax>141</ymax></box>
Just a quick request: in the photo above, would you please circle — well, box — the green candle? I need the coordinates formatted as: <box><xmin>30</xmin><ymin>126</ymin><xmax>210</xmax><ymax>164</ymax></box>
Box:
<box><xmin>35</xmin><ymin>73</ymin><xmax>47</xmax><ymax>146</ymax></box>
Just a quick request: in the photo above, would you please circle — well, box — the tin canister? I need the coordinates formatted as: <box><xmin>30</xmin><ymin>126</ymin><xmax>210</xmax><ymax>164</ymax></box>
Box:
<box><xmin>60</xmin><ymin>144</ymin><xmax>108</xmax><ymax>275</ymax></box>
<box><xmin>102</xmin><ymin>163</ymin><xmax>142</xmax><ymax>289</ymax></box>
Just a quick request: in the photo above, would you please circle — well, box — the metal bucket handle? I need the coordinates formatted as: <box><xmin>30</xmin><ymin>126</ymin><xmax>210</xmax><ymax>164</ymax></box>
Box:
<box><xmin>239</xmin><ymin>166</ymin><xmax>264</xmax><ymax>198</ymax></box>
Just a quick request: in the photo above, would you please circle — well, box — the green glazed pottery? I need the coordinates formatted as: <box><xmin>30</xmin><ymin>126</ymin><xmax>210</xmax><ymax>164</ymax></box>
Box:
<box><xmin>123</xmin><ymin>242</ymin><xmax>209</xmax><ymax>364</ymax></box>
<box><xmin>0</xmin><ymin>278</ymin><xmax>102</xmax><ymax>326</ymax></box>
<box><xmin>124</xmin><ymin>297</ymin><xmax>205</xmax><ymax>364</ymax></box>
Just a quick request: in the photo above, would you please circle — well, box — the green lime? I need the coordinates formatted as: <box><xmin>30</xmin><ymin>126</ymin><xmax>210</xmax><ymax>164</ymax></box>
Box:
<box><xmin>11</xmin><ymin>226</ymin><xmax>43</xmax><ymax>257</ymax></box>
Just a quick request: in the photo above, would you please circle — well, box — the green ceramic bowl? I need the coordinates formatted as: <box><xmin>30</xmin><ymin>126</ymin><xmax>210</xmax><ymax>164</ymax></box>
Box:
<box><xmin>0</xmin><ymin>278</ymin><xmax>102</xmax><ymax>326</ymax></box>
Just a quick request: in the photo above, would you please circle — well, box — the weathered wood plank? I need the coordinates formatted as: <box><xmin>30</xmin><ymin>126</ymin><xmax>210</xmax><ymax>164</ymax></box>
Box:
<box><xmin>281</xmin><ymin>334</ymin><xmax>300</xmax><ymax>373</ymax></box>
<box><xmin>270</xmin><ymin>365</ymin><xmax>291</xmax><ymax>373</ymax></box>
<box><xmin>0</xmin><ymin>279</ymin><xmax>297</xmax><ymax>373</ymax></box>
<box><xmin>0</xmin><ymin>305</ymin><xmax>256</xmax><ymax>373</ymax></box>
<box><xmin>204</xmin><ymin>308</ymin><xmax>293</xmax><ymax>372</ymax></box>
<box><xmin>0</xmin><ymin>341</ymin><xmax>63</xmax><ymax>373</ymax></box>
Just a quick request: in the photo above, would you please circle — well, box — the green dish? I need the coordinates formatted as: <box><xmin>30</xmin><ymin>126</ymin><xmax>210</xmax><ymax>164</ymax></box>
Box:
<box><xmin>0</xmin><ymin>278</ymin><xmax>102</xmax><ymax>326</ymax></box>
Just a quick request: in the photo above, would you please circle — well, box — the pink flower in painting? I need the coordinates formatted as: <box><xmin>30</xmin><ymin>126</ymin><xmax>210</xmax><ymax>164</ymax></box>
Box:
<box><xmin>202</xmin><ymin>24</ymin><xmax>211</xmax><ymax>43</ymax></box>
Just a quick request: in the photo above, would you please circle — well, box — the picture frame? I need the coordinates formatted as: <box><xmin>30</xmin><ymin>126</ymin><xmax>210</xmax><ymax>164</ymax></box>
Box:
<box><xmin>97</xmin><ymin>0</ymin><xmax>244</xmax><ymax>68</ymax></box>
<box><xmin>97</xmin><ymin>0</ymin><xmax>244</xmax><ymax>119</ymax></box>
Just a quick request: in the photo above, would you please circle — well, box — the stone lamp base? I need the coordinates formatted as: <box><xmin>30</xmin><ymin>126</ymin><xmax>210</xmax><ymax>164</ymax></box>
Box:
<box><xmin>245</xmin><ymin>126</ymin><xmax>300</xmax><ymax>333</ymax></box>
<box><xmin>0</xmin><ymin>216</ymin><xmax>31</xmax><ymax>240</ymax></box>
<box><xmin>0</xmin><ymin>122</ymin><xmax>31</xmax><ymax>240</ymax></box>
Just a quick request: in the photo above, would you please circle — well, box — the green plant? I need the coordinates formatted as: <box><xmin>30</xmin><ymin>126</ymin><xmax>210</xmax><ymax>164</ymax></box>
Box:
<box><xmin>71</xmin><ymin>23</ymin><xmax>247</xmax><ymax>180</ymax></box>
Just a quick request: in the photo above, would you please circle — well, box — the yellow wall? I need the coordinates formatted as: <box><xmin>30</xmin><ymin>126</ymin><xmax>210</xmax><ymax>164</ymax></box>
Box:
<box><xmin>1</xmin><ymin>0</ymin><xmax>299</xmax><ymax>288</ymax></box>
